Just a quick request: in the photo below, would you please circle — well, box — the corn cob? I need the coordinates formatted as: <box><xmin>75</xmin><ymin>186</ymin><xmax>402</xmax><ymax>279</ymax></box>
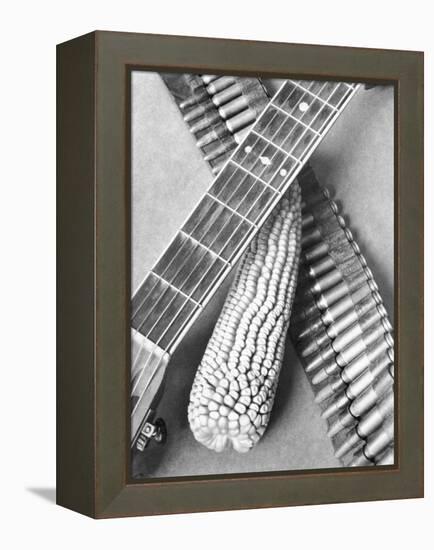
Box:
<box><xmin>188</xmin><ymin>183</ymin><xmax>302</xmax><ymax>452</ymax></box>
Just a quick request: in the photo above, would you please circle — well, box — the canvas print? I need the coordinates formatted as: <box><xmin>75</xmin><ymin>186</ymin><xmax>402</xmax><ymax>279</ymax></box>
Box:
<box><xmin>130</xmin><ymin>72</ymin><xmax>394</xmax><ymax>479</ymax></box>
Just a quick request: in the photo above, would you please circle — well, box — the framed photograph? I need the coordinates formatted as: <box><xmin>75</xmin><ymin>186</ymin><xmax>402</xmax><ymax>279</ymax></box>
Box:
<box><xmin>57</xmin><ymin>31</ymin><xmax>423</xmax><ymax>518</ymax></box>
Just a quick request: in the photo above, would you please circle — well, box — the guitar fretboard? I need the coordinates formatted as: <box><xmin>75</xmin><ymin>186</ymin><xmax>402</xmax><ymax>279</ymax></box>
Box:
<box><xmin>132</xmin><ymin>79</ymin><xmax>358</xmax><ymax>355</ymax></box>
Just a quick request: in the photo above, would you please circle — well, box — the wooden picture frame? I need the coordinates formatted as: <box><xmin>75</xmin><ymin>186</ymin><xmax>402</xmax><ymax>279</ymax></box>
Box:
<box><xmin>57</xmin><ymin>31</ymin><xmax>424</xmax><ymax>518</ymax></box>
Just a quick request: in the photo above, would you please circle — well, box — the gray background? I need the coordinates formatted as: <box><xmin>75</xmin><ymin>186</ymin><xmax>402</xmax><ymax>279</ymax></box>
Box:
<box><xmin>131</xmin><ymin>72</ymin><xmax>393</xmax><ymax>478</ymax></box>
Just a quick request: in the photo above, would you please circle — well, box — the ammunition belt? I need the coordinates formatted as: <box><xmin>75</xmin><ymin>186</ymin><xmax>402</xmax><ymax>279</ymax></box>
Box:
<box><xmin>163</xmin><ymin>74</ymin><xmax>395</xmax><ymax>467</ymax></box>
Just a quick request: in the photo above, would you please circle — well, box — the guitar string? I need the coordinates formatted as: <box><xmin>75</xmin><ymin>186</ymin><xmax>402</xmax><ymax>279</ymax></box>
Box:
<box><xmin>131</xmin><ymin>74</ymin><xmax>262</xmax><ymax>347</ymax></box>
<box><xmin>130</xmin><ymin>80</ymin><xmax>349</xmax><ymax>397</ymax></box>
<box><xmin>130</xmin><ymin>80</ymin><xmax>349</xmax><ymax>410</ymax></box>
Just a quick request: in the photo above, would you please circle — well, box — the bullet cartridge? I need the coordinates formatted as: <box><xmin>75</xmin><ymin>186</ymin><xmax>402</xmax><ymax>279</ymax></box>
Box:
<box><xmin>357</xmin><ymin>390</ymin><xmax>393</xmax><ymax>438</ymax></box>
<box><xmin>314</xmin><ymin>375</ymin><xmax>345</xmax><ymax>403</ymax></box>
<box><xmin>211</xmin><ymin>83</ymin><xmax>242</xmax><ymax>107</ymax></box>
<box><xmin>311</xmin><ymin>362</ymin><xmax>336</xmax><ymax>385</ymax></box>
<box><xmin>341</xmin><ymin>334</ymin><xmax>392</xmax><ymax>383</ymax></box>
<box><xmin>203</xmin><ymin>137</ymin><xmax>237</xmax><ymax>162</ymax></box>
<box><xmin>327</xmin><ymin>293</ymin><xmax>376</xmax><ymax>339</ymax></box>
<box><xmin>327</xmin><ymin>361</ymin><xmax>393</xmax><ymax>437</ymax></box>
<box><xmin>301</xmin><ymin>226</ymin><xmax>323</xmax><ymax>249</ymax></box>
<box><xmin>349</xmin><ymin>449</ymin><xmax>373</xmax><ymax>467</ymax></box>
<box><xmin>292</xmin><ymin>314</ymin><xmax>325</xmax><ymax>341</ymax></box>
<box><xmin>218</xmin><ymin>94</ymin><xmax>249</xmax><ymax>119</ymax></box>
<box><xmin>190</xmin><ymin>110</ymin><xmax>221</xmax><ymax>134</ymax></box>
<box><xmin>350</xmin><ymin>370</ymin><xmax>394</xmax><ymax>418</ymax></box>
<box><xmin>327</xmin><ymin>409</ymin><xmax>355</xmax><ymax>437</ymax></box>
<box><xmin>375</xmin><ymin>446</ymin><xmax>394</xmax><ymax>465</ymax></box>
<box><xmin>201</xmin><ymin>74</ymin><xmax>218</xmax><ymax>84</ymax></box>
<box><xmin>298</xmin><ymin>326</ymin><xmax>331</xmax><ymax>358</ymax></box>
<box><xmin>335</xmin><ymin>430</ymin><xmax>362</xmax><ymax>459</ymax></box>
<box><xmin>206</xmin><ymin>76</ymin><xmax>236</xmax><ymax>94</ymax></box>
<box><xmin>334</xmin><ymin>389</ymin><xmax>393</xmax><ymax>447</ymax></box>
<box><xmin>304</xmin><ymin>244</ymin><xmax>353</xmax><ymax>279</ymax></box>
<box><xmin>331</xmin><ymin>306</ymin><xmax>382</xmax><ymax>353</ymax></box>
<box><xmin>196</xmin><ymin>124</ymin><xmax>232</xmax><ymax>148</ymax></box>
<box><xmin>225</xmin><ymin>107</ymin><xmax>257</xmax><ymax>134</ymax></box>
<box><xmin>364</xmin><ymin>418</ymin><xmax>394</xmax><ymax>460</ymax></box>
<box><xmin>301</xmin><ymin>217</ymin><xmax>344</xmax><ymax>251</ymax></box>
<box><xmin>184</xmin><ymin>99</ymin><xmax>216</xmax><ymax>123</ymax></box>
<box><xmin>307</xmin><ymin>257</ymin><xmax>356</xmax><ymax>296</ymax></box>
<box><xmin>304</xmin><ymin>343</ymin><xmax>336</xmax><ymax>373</ymax></box>
<box><xmin>179</xmin><ymin>87</ymin><xmax>209</xmax><ymax>109</ymax></box>
<box><xmin>336</xmin><ymin>322</ymin><xmax>389</xmax><ymax>369</ymax></box>
<box><xmin>302</xmin><ymin>212</ymin><xmax>315</xmax><ymax>230</ymax></box>
<box><xmin>321</xmin><ymin>391</ymin><xmax>351</xmax><ymax>420</ymax></box>
<box><xmin>345</xmin><ymin>351</ymin><xmax>392</xmax><ymax>399</ymax></box>
<box><xmin>293</xmin><ymin>282</ymin><xmax>371</xmax><ymax>336</ymax></box>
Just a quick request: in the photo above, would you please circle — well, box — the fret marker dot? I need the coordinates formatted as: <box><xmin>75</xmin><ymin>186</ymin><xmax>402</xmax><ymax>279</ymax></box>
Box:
<box><xmin>299</xmin><ymin>101</ymin><xmax>309</xmax><ymax>112</ymax></box>
<box><xmin>244</xmin><ymin>145</ymin><xmax>252</xmax><ymax>154</ymax></box>
<box><xmin>260</xmin><ymin>156</ymin><xmax>272</xmax><ymax>166</ymax></box>
<box><xmin>280</xmin><ymin>168</ymin><xmax>288</xmax><ymax>177</ymax></box>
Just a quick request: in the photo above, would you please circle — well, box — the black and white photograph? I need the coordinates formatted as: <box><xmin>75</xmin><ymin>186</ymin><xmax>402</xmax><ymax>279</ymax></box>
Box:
<box><xmin>130</xmin><ymin>71</ymin><xmax>395</xmax><ymax>479</ymax></box>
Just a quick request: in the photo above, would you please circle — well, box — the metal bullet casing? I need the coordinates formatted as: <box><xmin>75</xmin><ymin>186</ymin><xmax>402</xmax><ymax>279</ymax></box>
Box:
<box><xmin>321</xmin><ymin>391</ymin><xmax>351</xmax><ymax>420</ymax></box>
<box><xmin>349</xmin><ymin>450</ymin><xmax>373</xmax><ymax>467</ymax></box>
<box><xmin>201</xmin><ymin>74</ymin><xmax>219</xmax><ymax>84</ymax></box>
<box><xmin>341</xmin><ymin>332</ymin><xmax>393</xmax><ymax>383</ymax></box>
<box><xmin>304</xmin><ymin>344</ymin><xmax>336</xmax><ymax>373</ymax></box>
<box><xmin>203</xmin><ymin>137</ymin><xmax>237</xmax><ymax>162</ymax></box>
<box><xmin>376</xmin><ymin>446</ymin><xmax>394</xmax><ymax>465</ymax></box>
<box><xmin>184</xmin><ymin>99</ymin><xmax>216</xmax><ymax>123</ymax></box>
<box><xmin>327</xmin><ymin>409</ymin><xmax>354</xmax><ymax>437</ymax></box>
<box><xmin>327</xmin><ymin>293</ymin><xmax>376</xmax><ymax>338</ymax></box>
<box><xmin>336</xmin><ymin>322</ymin><xmax>390</xmax><ymax>369</ymax></box>
<box><xmin>309</xmin><ymin>258</ymin><xmax>356</xmax><ymax>296</ymax></box>
<box><xmin>331</xmin><ymin>306</ymin><xmax>382</xmax><ymax>353</ymax></box>
<box><xmin>332</xmin><ymin>388</ymin><xmax>394</xmax><ymax>446</ymax></box>
<box><xmin>357</xmin><ymin>390</ymin><xmax>393</xmax><ymax>438</ymax></box>
<box><xmin>350</xmin><ymin>369</ymin><xmax>394</xmax><ymax>418</ymax></box>
<box><xmin>315</xmin><ymin>375</ymin><xmax>345</xmax><ymax>404</ymax></box>
<box><xmin>196</xmin><ymin>124</ymin><xmax>230</xmax><ymax>148</ymax></box>
<box><xmin>225</xmin><ymin>107</ymin><xmax>257</xmax><ymax>134</ymax></box>
<box><xmin>218</xmin><ymin>94</ymin><xmax>249</xmax><ymax>118</ymax></box>
<box><xmin>345</xmin><ymin>350</ymin><xmax>392</xmax><ymax>399</ymax></box>
<box><xmin>302</xmin><ymin>212</ymin><xmax>315</xmax><ymax>230</ymax></box>
<box><xmin>335</xmin><ymin>430</ymin><xmax>361</xmax><ymax>459</ymax></box>
<box><xmin>205</xmin><ymin>75</ymin><xmax>236</xmax><ymax>95</ymax></box>
<box><xmin>364</xmin><ymin>418</ymin><xmax>394</xmax><ymax>460</ymax></box>
<box><xmin>327</xmin><ymin>368</ymin><xmax>394</xmax><ymax>437</ymax></box>
<box><xmin>302</xmin><ymin>241</ymin><xmax>356</xmax><ymax>282</ymax></box>
<box><xmin>293</xmin><ymin>282</ymin><xmax>372</xmax><ymax>336</ymax></box>
<box><xmin>210</xmin><ymin>82</ymin><xmax>243</xmax><ymax>107</ymax></box>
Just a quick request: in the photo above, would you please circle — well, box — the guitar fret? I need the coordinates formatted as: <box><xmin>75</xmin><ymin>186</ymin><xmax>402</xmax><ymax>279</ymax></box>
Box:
<box><xmin>251</xmin><ymin>128</ymin><xmax>308</xmax><ymax>158</ymax></box>
<box><xmin>206</xmin><ymin>192</ymin><xmax>256</xmax><ymax>228</ymax></box>
<box><xmin>149</xmin><ymin>270</ymin><xmax>202</xmax><ymax>308</ymax></box>
<box><xmin>230</xmin><ymin>159</ymin><xmax>281</xmax><ymax>191</ymax></box>
<box><xmin>271</xmin><ymin>105</ymin><xmax>322</xmax><ymax>136</ymax></box>
<box><xmin>291</xmin><ymin>80</ymin><xmax>339</xmax><ymax>112</ymax></box>
<box><xmin>179</xmin><ymin>229</ymin><xmax>231</xmax><ymax>265</ymax></box>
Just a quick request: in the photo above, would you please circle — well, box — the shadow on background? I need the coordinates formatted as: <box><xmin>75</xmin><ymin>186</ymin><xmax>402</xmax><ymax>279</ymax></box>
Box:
<box><xmin>27</xmin><ymin>488</ymin><xmax>56</xmax><ymax>504</ymax></box>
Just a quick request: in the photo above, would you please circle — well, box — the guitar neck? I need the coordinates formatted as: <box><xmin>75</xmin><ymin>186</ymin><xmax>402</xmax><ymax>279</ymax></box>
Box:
<box><xmin>132</xmin><ymin>79</ymin><xmax>359</xmax><ymax>356</ymax></box>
